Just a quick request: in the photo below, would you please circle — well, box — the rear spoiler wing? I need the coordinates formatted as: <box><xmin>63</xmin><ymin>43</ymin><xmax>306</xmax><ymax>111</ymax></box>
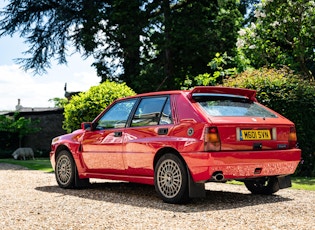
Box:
<box><xmin>188</xmin><ymin>86</ymin><xmax>257</xmax><ymax>102</ymax></box>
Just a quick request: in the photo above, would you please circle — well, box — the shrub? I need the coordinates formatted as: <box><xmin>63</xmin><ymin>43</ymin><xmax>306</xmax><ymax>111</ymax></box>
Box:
<box><xmin>223</xmin><ymin>67</ymin><xmax>315</xmax><ymax>176</ymax></box>
<box><xmin>63</xmin><ymin>81</ymin><xmax>136</xmax><ymax>133</ymax></box>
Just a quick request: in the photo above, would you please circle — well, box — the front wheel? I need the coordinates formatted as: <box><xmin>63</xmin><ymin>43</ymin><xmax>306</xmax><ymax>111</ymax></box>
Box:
<box><xmin>55</xmin><ymin>150</ymin><xmax>76</xmax><ymax>188</ymax></box>
<box><xmin>244</xmin><ymin>177</ymin><xmax>280</xmax><ymax>195</ymax></box>
<box><xmin>154</xmin><ymin>154</ymin><xmax>189</xmax><ymax>204</ymax></box>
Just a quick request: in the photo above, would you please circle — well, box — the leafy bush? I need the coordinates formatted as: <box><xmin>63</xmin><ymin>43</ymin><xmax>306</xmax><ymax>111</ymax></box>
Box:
<box><xmin>181</xmin><ymin>53</ymin><xmax>237</xmax><ymax>89</ymax></box>
<box><xmin>224</xmin><ymin>67</ymin><xmax>315</xmax><ymax>176</ymax></box>
<box><xmin>63</xmin><ymin>81</ymin><xmax>136</xmax><ymax>133</ymax></box>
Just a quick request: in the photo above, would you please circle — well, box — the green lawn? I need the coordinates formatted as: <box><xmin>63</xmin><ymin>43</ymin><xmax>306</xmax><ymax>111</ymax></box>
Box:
<box><xmin>291</xmin><ymin>177</ymin><xmax>315</xmax><ymax>191</ymax></box>
<box><xmin>227</xmin><ymin>177</ymin><xmax>315</xmax><ymax>191</ymax></box>
<box><xmin>0</xmin><ymin>158</ymin><xmax>314</xmax><ymax>191</ymax></box>
<box><xmin>0</xmin><ymin>158</ymin><xmax>53</xmax><ymax>172</ymax></box>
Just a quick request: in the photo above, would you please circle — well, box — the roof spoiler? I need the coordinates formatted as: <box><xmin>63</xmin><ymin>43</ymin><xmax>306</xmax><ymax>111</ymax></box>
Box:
<box><xmin>188</xmin><ymin>86</ymin><xmax>257</xmax><ymax>102</ymax></box>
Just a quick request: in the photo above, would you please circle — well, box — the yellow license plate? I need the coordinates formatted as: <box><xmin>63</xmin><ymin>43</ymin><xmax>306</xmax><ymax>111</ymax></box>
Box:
<box><xmin>241</xmin><ymin>130</ymin><xmax>271</xmax><ymax>140</ymax></box>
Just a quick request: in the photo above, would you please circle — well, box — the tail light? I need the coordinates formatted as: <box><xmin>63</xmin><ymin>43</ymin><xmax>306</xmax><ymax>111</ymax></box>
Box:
<box><xmin>204</xmin><ymin>127</ymin><xmax>221</xmax><ymax>151</ymax></box>
<box><xmin>289</xmin><ymin>126</ymin><xmax>297</xmax><ymax>148</ymax></box>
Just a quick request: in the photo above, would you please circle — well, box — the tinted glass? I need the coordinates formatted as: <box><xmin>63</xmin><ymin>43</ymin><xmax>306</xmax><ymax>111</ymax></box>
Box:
<box><xmin>160</xmin><ymin>98</ymin><xmax>173</xmax><ymax>124</ymax></box>
<box><xmin>132</xmin><ymin>97</ymin><xmax>170</xmax><ymax>126</ymax></box>
<box><xmin>96</xmin><ymin>99</ymin><xmax>137</xmax><ymax>129</ymax></box>
<box><xmin>193</xmin><ymin>94</ymin><xmax>277</xmax><ymax>117</ymax></box>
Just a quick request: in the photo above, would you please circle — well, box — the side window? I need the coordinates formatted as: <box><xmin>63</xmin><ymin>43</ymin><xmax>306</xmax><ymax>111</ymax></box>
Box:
<box><xmin>160</xmin><ymin>98</ymin><xmax>173</xmax><ymax>124</ymax></box>
<box><xmin>96</xmin><ymin>99</ymin><xmax>136</xmax><ymax>130</ymax></box>
<box><xmin>131</xmin><ymin>97</ymin><xmax>172</xmax><ymax>126</ymax></box>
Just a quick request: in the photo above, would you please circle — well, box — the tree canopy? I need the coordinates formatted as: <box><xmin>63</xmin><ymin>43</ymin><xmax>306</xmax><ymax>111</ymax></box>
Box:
<box><xmin>237</xmin><ymin>0</ymin><xmax>315</xmax><ymax>79</ymax></box>
<box><xmin>1</xmin><ymin>0</ymin><xmax>313</xmax><ymax>84</ymax></box>
<box><xmin>0</xmin><ymin>113</ymin><xmax>40</xmax><ymax>147</ymax></box>
<box><xmin>0</xmin><ymin>0</ymin><xmax>254</xmax><ymax>92</ymax></box>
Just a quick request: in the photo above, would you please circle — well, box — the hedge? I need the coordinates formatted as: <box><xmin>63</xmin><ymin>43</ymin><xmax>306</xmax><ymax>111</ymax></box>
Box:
<box><xmin>63</xmin><ymin>80</ymin><xmax>136</xmax><ymax>133</ymax></box>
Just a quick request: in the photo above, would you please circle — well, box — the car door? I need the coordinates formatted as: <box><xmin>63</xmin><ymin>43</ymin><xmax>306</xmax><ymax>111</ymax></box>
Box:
<box><xmin>123</xmin><ymin>96</ymin><xmax>173</xmax><ymax>176</ymax></box>
<box><xmin>80</xmin><ymin>99</ymin><xmax>137</xmax><ymax>173</ymax></box>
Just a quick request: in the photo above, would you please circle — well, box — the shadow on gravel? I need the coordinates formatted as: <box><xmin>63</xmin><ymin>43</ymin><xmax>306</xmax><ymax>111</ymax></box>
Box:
<box><xmin>35</xmin><ymin>182</ymin><xmax>292</xmax><ymax>212</ymax></box>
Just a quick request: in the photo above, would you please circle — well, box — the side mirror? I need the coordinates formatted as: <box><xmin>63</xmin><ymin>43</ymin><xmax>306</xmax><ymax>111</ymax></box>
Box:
<box><xmin>81</xmin><ymin>122</ymin><xmax>92</xmax><ymax>131</ymax></box>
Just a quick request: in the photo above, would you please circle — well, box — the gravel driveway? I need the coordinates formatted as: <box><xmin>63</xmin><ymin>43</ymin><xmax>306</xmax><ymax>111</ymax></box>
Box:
<box><xmin>0</xmin><ymin>163</ymin><xmax>314</xmax><ymax>230</ymax></box>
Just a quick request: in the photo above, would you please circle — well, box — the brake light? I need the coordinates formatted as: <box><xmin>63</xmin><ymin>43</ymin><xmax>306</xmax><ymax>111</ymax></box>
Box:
<box><xmin>289</xmin><ymin>126</ymin><xmax>297</xmax><ymax>148</ymax></box>
<box><xmin>204</xmin><ymin>127</ymin><xmax>221</xmax><ymax>151</ymax></box>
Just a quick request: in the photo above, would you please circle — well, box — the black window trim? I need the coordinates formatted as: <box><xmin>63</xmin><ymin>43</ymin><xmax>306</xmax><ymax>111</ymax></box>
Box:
<box><xmin>127</xmin><ymin>95</ymin><xmax>171</xmax><ymax>128</ymax></box>
<box><xmin>93</xmin><ymin>98</ymin><xmax>139</xmax><ymax>130</ymax></box>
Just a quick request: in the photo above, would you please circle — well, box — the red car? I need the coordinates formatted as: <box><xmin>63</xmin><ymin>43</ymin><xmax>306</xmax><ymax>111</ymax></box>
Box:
<box><xmin>50</xmin><ymin>86</ymin><xmax>301</xmax><ymax>203</ymax></box>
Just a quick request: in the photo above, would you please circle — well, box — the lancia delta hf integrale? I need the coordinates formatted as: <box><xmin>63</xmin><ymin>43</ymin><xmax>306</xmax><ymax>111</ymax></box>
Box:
<box><xmin>50</xmin><ymin>86</ymin><xmax>301</xmax><ymax>203</ymax></box>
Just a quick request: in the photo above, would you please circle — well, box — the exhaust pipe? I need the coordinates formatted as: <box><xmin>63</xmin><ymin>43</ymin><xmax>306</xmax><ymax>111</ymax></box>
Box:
<box><xmin>212</xmin><ymin>171</ymin><xmax>225</xmax><ymax>181</ymax></box>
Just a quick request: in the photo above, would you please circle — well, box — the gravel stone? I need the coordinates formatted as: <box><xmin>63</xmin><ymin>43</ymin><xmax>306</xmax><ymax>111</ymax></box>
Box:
<box><xmin>0</xmin><ymin>163</ymin><xmax>314</xmax><ymax>230</ymax></box>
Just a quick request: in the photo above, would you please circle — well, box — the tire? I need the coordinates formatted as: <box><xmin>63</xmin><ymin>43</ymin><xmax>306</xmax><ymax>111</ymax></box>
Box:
<box><xmin>55</xmin><ymin>150</ymin><xmax>76</xmax><ymax>188</ymax></box>
<box><xmin>154</xmin><ymin>154</ymin><xmax>189</xmax><ymax>204</ymax></box>
<box><xmin>244</xmin><ymin>177</ymin><xmax>280</xmax><ymax>195</ymax></box>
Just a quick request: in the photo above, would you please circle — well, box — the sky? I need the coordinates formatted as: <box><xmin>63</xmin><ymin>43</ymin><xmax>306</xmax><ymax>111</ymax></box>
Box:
<box><xmin>0</xmin><ymin>2</ymin><xmax>100</xmax><ymax>111</ymax></box>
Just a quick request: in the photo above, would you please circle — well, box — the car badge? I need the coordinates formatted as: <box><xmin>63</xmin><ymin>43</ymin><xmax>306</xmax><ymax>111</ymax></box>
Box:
<box><xmin>252</xmin><ymin>118</ymin><xmax>257</xmax><ymax>122</ymax></box>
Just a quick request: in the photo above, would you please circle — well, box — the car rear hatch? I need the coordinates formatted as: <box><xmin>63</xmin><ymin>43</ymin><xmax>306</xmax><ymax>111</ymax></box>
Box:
<box><xmin>189</xmin><ymin>87</ymin><xmax>297</xmax><ymax>151</ymax></box>
<box><xmin>208</xmin><ymin>116</ymin><xmax>295</xmax><ymax>151</ymax></box>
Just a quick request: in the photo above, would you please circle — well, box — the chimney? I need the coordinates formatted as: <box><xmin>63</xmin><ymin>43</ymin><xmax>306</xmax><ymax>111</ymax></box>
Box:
<box><xmin>15</xmin><ymin>99</ymin><xmax>23</xmax><ymax>111</ymax></box>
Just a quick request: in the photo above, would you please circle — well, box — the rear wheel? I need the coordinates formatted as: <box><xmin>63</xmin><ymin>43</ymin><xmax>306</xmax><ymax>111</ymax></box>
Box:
<box><xmin>55</xmin><ymin>150</ymin><xmax>76</xmax><ymax>188</ymax></box>
<box><xmin>244</xmin><ymin>177</ymin><xmax>280</xmax><ymax>195</ymax></box>
<box><xmin>154</xmin><ymin>154</ymin><xmax>189</xmax><ymax>204</ymax></box>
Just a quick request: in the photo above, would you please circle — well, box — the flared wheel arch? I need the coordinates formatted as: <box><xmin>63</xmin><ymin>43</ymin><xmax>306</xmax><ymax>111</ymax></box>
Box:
<box><xmin>154</xmin><ymin>148</ymin><xmax>185</xmax><ymax>170</ymax></box>
<box><xmin>54</xmin><ymin>145</ymin><xmax>90</xmax><ymax>188</ymax></box>
<box><xmin>154</xmin><ymin>149</ymin><xmax>191</xmax><ymax>204</ymax></box>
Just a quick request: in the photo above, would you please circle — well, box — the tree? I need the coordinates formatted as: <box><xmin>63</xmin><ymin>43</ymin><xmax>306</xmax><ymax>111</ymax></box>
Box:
<box><xmin>0</xmin><ymin>0</ymin><xmax>112</xmax><ymax>74</ymax></box>
<box><xmin>0</xmin><ymin>0</ymin><xmax>249</xmax><ymax>92</ymax></box>
<box><xmin>89</xmin><ymin>0</ymin><xmax>145</xmax><ymax>89</ymax></box>
<box><xmin>237</xmin><ymin>0</ymin><xmax>315</xmax><ymax>78</ymax></box>
<box><xmin>181</xmin><ymin>52</ymin><xmax>237</xmax><ymax>89</ymax></box>
<box><xmin>0</xmin><ymin>113</ymin><xmax>40</xmax><ymax>147</ymax></box>
<box><xmin>137</xmin><ymin>0</ymin><xmax>245</xmax><ymax>91</ymax></box>
<box><xmin>49</xmin><ymin>97</ymin><xmax>68</xmax><ymax>108</ymax></box>
<box><xmin>238</xmin><ymin>0</ymin><xmax>260</xmax><ymax>26</ymax></box>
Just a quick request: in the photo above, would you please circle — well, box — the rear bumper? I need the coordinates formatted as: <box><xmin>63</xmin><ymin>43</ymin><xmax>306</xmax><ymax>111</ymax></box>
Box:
<box><xmin>182</xmin><ymin>149</ymin><xmax>301</xmax><ymax>182</ymax></box>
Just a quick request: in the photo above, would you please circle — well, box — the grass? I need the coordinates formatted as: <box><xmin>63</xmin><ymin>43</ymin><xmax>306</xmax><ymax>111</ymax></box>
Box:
<box><xmin>291</xmin><ymin>177</ymin><xmax>315</xmax><ymax>191</ymax></box>
<box><xmin>0</xmin><ymin>158</ymin><xmax>53</xmax><ymax>172</ymax></box>
<box><xmin>0</xmin><ymin>158</ymin><xmax>314</xmax><ymax>191</ymax></box>
<box><xmin>227</xmin><ymin>178</ymin><xmax>315</xmax><ymax>191</ymax></box>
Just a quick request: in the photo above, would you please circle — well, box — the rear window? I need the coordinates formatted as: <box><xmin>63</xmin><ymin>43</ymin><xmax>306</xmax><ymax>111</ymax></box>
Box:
<box><xmin>193</xmin><ymin>93</ymin><xmax>277</xmax><ymax>117</ymax></box>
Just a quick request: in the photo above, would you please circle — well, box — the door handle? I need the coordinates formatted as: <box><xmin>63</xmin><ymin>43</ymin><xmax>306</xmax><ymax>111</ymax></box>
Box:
<box><xmin>114</xmin><ymin>131</ymin><xmax>122</xmax><ymax>137</ymax></box>
<box><xmin>158</xmin><ymin>128</ymin><xmax>168</xmax><ymax>135</ymax></box>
